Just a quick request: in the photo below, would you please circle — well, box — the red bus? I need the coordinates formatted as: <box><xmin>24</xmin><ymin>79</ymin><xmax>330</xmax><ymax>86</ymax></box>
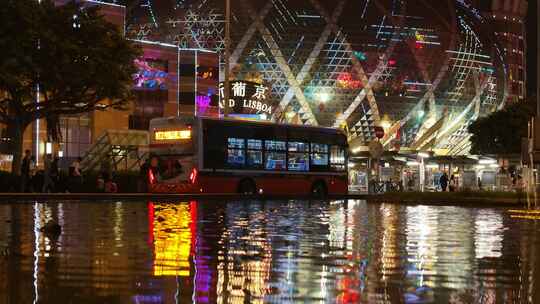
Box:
<box><xmin>148</xmin><ymin>116</ymin><xmax>348</xmax><ymax>196</ymax></box>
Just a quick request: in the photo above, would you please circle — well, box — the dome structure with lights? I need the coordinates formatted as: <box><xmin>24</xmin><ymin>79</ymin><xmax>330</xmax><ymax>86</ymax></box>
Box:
<box><xmin>126</xmin><ymin>0</ymin><xmax>507</xmax><ymax>155</ymax></box>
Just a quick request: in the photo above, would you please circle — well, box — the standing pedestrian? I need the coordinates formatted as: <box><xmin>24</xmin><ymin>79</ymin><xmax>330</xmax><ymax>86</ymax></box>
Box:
<box><xmin>20</xmin><ymin>150</ymin><xmax>32</xmax><ymax>192</ymax></box>
<box><xmin>477</xmin><ymin>177</ymin><xmax>483</xmax><ymax>191</ymax></box>
<box><xmin>138</xmin><ymin>158</ymin><xmax>150</xmax><ymax>193</ymax></box>
<box><xmin>449</xmin><ymin>174</ymin><xmax>456</xmax><ymax>192</ymax></box>
<box><xmin>439</xmin><ymin>172</ymin><xmax>449</xmax><ymax>192</ymax></box>
<box><xmin>42</xmin><ymin>154</ymin><xmax>54</xmax><ymax>193</ymax></box>
<box><xmin>28</xmin><ymin>155</ymin><xmax>37</xmax><ymax>192</ymax></box>
<box><xmin>104</xmin><ymin>172</ymin><xmax>118</xmax><ymax>193</ymax></box>
<box><xmin>72</xmin><ymin>157</ymin><xmax>82</xmax><ymax>177</ymax></box>
<box><xmin>148</xmin><ymin>156</ymin><xmax>161</xmax><ymax>185</ymax></box>
<box><xmin>50</xmin><ymin>156</ymin><xmax>59</xmax><ymax>192</ymax></box>
<box><xmin>69</xmin><ymin>157</ymin><xmax>83</xmax><ymax>192</ymax></box>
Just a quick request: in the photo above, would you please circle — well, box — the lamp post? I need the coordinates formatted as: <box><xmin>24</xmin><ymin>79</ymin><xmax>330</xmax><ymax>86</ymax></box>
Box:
<box><xmin>223</xmin><ymin>0</ymin><xmax>231</xmax><ymax>118</ymax></box>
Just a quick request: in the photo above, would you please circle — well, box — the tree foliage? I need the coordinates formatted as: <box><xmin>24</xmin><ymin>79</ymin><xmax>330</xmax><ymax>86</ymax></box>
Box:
<box><xmin>0</xmin><ymin>0</ymin><xmax>140</xmax><ymax>173</ymax></box>
<box><xmin>468</xmin><ymin>99</ymin><xmax>535</xmax><ymax>155</ymax></box>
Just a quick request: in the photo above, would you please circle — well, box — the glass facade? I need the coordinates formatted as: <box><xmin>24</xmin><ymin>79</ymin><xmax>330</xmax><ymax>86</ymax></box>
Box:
<box><xmin>59</xmin><ymin>115</ymin><xmax>91</xmax><ymax>158</ymax></box>
<box><xmin>127</xmin><ymin>0</ymin><xmax>508</xmax><ymax>155</ymax></box>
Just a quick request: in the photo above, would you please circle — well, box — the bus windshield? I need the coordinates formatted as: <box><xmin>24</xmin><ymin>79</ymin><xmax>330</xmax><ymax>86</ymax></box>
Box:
<box><xmin>149</xmin><ymin>117</ymin><xmax>197</xmax><ymax>183</ymax></box>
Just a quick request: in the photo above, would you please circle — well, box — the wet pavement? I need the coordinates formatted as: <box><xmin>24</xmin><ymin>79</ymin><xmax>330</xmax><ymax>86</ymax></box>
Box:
<box><xmin>0</xmin><ymin>200</ymin><xmax>539</xmax><ymax>304</ymax></box>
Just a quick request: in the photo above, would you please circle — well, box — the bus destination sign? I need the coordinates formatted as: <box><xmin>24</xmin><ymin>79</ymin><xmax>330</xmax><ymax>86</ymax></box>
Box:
<box><xmin>155</xmin><ymin>130</ymin><xmax>192</xmax><ymax>141</ymax></box>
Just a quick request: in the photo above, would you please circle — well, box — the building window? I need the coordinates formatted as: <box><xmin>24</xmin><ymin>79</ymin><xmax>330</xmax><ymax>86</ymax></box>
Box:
<box><xmin>59</xmin><ymin>115</ymin><xmax>91</xmax><ymax>158</ymax></box>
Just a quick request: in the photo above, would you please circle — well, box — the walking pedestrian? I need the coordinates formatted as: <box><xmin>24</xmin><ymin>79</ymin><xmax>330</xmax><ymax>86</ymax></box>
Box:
<box><xmin>20</xmin><ymin>150</ymin><xmax>32</xmax><ymax>192</ymax></box>
<box><xmin>42</xmin><ymin>154</ymin><xmax>54</xmax><ymax>193</ymax></box>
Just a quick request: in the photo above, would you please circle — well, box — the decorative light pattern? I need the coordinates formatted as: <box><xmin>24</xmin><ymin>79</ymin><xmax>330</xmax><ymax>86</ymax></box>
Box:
<box><xmin>127</xmin><ymin>1</ymin><xmax>507</xmax><ymax>155</ymax></box>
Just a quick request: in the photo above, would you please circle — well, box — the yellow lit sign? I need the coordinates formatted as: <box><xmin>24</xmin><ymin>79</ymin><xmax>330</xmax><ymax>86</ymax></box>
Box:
<box><xmin>155</xmin><ymin>130</ymin><xmax>191</xmax><ymax>141</ymax></box>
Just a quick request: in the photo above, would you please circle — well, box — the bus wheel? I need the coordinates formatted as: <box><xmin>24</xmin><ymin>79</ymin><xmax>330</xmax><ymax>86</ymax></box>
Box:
<box><xmin>311</xmin><ymin>181</ymin><xmax>328</xmax><ymax>198</ymax></box>
<box><xmin>238</xmin><ymin>179</ymin><xmax>257</xmax><ymax>195</ymax></box>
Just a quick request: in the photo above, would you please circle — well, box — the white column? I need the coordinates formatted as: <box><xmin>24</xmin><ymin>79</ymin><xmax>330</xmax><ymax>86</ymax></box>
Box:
<box><xmin>419</xmin><ymin>157</ymin><xmax>425</xmax><ymax>192</ymax></box>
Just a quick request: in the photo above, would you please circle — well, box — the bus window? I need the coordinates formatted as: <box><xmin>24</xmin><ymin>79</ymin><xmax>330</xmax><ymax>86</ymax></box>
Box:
<box><xmin>311</xmin><ymin>143</ymin><xmax>329</xmax><ymax>167</ymax></box>
<box><xmin>247</xmin><ymin>139</ymin><xmax>263</xmax><ymax>168</ymax></box>
<box><xmin>330</xmin><ymin>145</ymin><xmax>346</xmax><ymax>171</ymax></box>
<box><xmin>288</xmin><ymin>142</ymin><xmax>309</xmax><ymax>171</ymax></box>
<box><xmin>227</xmin><ymin>138</ymin><xmax>245</xmax><ymax>168</ymax></box>
<box><xmin>265</xmin><ymin>140</ymin><xmax>286</xmax><ymax>170</ymax></box>
<box><xmin>265</xmin><ymin>140</ymin><xmax>286</xmax><ymax>151</ymax></box>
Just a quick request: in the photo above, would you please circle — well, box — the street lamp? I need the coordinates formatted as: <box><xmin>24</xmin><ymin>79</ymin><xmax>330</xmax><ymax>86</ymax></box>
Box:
<box><xmin>223</xmin><ymin>0</ymin><xmax>231</xmax><ymax>118</ymax></box>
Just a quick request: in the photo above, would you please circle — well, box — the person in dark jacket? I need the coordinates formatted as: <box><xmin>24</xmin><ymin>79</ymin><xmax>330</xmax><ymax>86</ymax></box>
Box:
<box><xmin>20</xmin><ymin>150</ymin><xmax>32</xmax><ymax>192</ymax></box>
<box><xmin>42</xmin><ymin>154</ymin><xmax>54</xmax><ymax>193</ymax></box>
<box><xmin>138</xmin><ymin>158</ymin><xmax>150</xmax><ymax>193</ymax></box>
<box><xmin>439</xmin><ymin>172</ymin><xmax>449</xmax><ymax>192</ymax></box>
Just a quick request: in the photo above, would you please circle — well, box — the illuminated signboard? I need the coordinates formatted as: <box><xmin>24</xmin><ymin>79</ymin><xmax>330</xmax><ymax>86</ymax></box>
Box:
<box><xmin>154</xmin><ymin>130</ymin><xmax>191</xmax><ymax>141</ymax></box>
<box><xmin>219</xmin><ymin>81</ymin><xmax>274</xmax><ymax>117</ymax></box>
<box><xmin>133</xmin><ymin>58</ymin><xmax>169</xmax><ymax>90</ymax></box>
<box><xmin>337</xmin><ymin>72</ymin><xmax>363</xmax><ymax>89</ymax></box>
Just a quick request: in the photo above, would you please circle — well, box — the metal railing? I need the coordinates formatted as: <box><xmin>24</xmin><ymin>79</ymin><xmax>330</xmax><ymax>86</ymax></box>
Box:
<box><xmin>81</xmin><ymin>130</ymin><xmax>149</xmax><ymax>172</ymax></box>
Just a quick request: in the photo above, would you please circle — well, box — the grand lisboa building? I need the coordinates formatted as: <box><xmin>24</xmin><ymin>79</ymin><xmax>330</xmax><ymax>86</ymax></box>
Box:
<box><xmin>124</xmin><ymin>0</ymin><xmax>508</xmax><ymax>155</ymax></box>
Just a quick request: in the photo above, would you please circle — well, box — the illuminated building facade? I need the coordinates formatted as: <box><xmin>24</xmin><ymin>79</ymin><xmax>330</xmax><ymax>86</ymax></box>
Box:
<box><xmin>473</xmin><ymin>0</ymin><xmax>528</xmax><ymax>102</ymax></box>
<box><xmin>126</xmin><ymin>0</ymin><xmax>512</xmax><ymax>155</ymax></box>
<box><xmin>0</xmin><ymin>0</ymin><xmax>219</xmax><ymax>169</ymax></box>
<box><xmin>1</xmin><ymin>0</ymin><xmax>523</xmax><ymax>170</ymax></box>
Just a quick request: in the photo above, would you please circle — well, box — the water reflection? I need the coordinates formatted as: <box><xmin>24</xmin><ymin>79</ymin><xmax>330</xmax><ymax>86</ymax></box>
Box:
<box><xmin>0</xmin><ymin>200</ymin><xmax>538</xmax><ymax>303</ymax></box>
<box><xmin>150</xmin><ymin>202</ymin><xmax>195</xmax><ymax>277</ymax></box>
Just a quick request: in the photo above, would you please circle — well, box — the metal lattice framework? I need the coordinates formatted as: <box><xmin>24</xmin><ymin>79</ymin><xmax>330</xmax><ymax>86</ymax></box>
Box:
<box><xmin>126</xmin><ymin>0</ymin><xmax>507</xmax><ymax>155</ymax></box>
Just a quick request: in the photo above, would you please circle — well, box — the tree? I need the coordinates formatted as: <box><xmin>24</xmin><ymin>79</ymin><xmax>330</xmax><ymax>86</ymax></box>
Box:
<box><xmin>468</xmin><ymin>99</ymin><xmax>536</xmax><ymax>155</ymax></box>
<box><xmin>0</xmin><ymin>0</ymin><xmax>140</xmax><ymax>173</ymax></box>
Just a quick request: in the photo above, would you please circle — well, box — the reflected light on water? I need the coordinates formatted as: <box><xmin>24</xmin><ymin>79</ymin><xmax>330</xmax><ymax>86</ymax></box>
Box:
<box><xmin>406</xmin><ymin>206</ymin><xmax>439</xmax><ymax>288</ymax></box>
<box><xmin>0</xmin><ymin>200</ymin><xmax>539</xmax><ymax>303</ymax></box>
<box><xmin>474</xmin><ymin>209</ymin><xmax>503</xmax><ymax>259</ymax></box>
<box><xmin>150</xmin><ymin>202</ymin><xmax>195</xmax><ymax>277</ymax></box>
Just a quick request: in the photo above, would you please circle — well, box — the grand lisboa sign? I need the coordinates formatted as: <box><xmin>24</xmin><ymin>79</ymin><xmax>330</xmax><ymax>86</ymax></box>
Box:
<box><xmin>219</xmin><ymin>81</ymin><xmax>274</xmax><ymax>116</ymax></box>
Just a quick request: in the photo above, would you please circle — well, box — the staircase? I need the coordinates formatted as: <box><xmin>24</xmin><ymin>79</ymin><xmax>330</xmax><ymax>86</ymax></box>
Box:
<box><xmin>81</xmin><ymin>130</ymin><xmax>149</xmax><ymax>172</ymax></box>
